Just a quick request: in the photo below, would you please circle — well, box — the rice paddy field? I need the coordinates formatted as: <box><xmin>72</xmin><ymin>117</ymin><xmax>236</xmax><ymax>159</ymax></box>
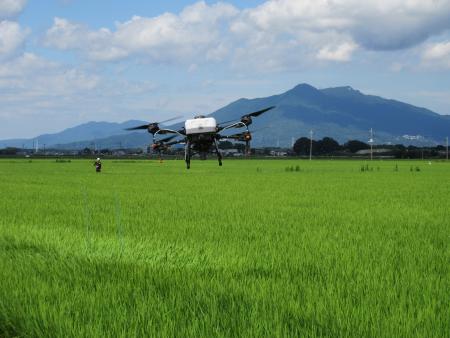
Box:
<box><xmin>0</xmin><ymin>158</ymin><xmax>448</xmax><ymax>337</ymax></box>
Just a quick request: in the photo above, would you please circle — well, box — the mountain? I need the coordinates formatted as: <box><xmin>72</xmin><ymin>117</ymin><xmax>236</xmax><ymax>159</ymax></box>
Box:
<box><xmin>2</xmin><ymin>84</ymin><xmax>449</xmax><ymax>149</ymax></box>
<box><xmin>1</xmin><ymin>120</ymin><xmax>147</xmax><ymax>149</ymax></box>
<box><xmin>53</xmin><ymin>132</ymin><xmax>151</xmax><ymax>150</ymax></box>
<box><xmin>209</xmin><ymin>84</ymin><xmax>450</xmax><ymax>147</ymax></box>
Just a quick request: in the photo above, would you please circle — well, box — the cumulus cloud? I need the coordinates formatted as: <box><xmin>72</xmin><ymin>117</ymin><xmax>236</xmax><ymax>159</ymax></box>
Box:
<box><xmin>0</xmin><ymin>20</ymin><xmax>29</xmax><ymax>59</ymax></box>
<box><xmin>42</xmin><ymin>0</ymin><xmax>450</xmax><ymax>70</ymax></box>
<box><xmin>0</xmin><ymin>52</ymin><xmax>57</xmax><ymax>77</ymax></box>
<box><xmin>44</xmin><ymin>18</ymin><xmax>127</xmax><ymax>61</ymax></box>
<box><xmin>317</xmin><ymin>42</ymin><xmax>358</xmax><ymax>62</ymax></box>
<box><xmin>0</xmin><ymin>0</ymin><xmax>27</xmax><ymax>19</ymax></box>
<box><xmin>0</xmin><ymin>53</ymin><xmax>100</xmax><ymax>97</ymax></box>
<box><xmin>45</xmin><ymin>2</ymin><xmax>238</xmax><ymax>62</ymax></box>
<box><xmin>0</xmin><ymin>52</ymin><xmax>165</xmax><ymax>135</ymax></box>
<box><xmin>237</xmin><ymin>0</ymin><xmax>450</xmax><ymax>51</ymax></box>
<box><xmin>422</xmin><ymin>41</ymin><xmax>450</xmax><ymax>68</ymax></box>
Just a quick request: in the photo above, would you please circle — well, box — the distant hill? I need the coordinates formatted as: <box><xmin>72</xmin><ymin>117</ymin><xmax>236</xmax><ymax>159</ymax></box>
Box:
<box><xmin>53</xmin><ymin>131</ymin><xmax>151</xmax><ymax>150</ymax></box>
<box><xmin>208</xmin><ymin>84</ymin><xmax>450</xmax><ymax>147</ymax></box>
<box><xmin>1</xmin><ymin>84</ymin><xmax>449</xmax><ymax>149</ymax></box>
<box><xmin>1</xmin><ymin>120</ymin><xmax>147</xmax><ymax>149</ymax></box>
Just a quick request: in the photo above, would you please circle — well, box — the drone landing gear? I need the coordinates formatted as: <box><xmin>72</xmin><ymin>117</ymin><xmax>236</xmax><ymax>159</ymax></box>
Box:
<box><xmin>214</xmin><ymin>139</ymin><xmax>223</xmax><ymax>166</ymax></box>
<box><xmin>185</xmin><ymin>141</ymin><xmax>191</xmax><ymax>169</ymax></box>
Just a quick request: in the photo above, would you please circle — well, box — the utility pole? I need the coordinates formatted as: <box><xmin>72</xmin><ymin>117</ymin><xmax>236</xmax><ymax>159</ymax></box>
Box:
<box><xmin>309</xmin><ymin>130</ymin><xmax>313</xmax><ymax>161</ymax></box>
<box><xmin>369</xmin><ymin>128</ymin><xmax>373</xmax><ymax>161</ymax></box>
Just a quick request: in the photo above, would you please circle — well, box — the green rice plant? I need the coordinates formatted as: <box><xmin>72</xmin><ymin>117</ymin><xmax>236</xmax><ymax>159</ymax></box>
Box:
<box><xmin>0</xmin><ymin>159</ymin><xmax>448</xmax><ymax>337</ymax></box>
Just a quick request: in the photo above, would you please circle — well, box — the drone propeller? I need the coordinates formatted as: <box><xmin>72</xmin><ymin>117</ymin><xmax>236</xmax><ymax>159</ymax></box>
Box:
<box><xmin>125</xmin><ymin>115</ymin><xmax>183</xmax><ymax>132</ymax></box>
<box><xmin>247</xmin><ymin>106</ymin><xmax>276</xmax><ymax>117</ymax></box>
<box><xmin>126</xmin><ymin>124</ymin><xmax>150</xmax><ymax>131</ymax></box>
<box><xmin>218</xmin><ymin>106</ymin><xmax>276</xmax><ymax>129</ymax></box>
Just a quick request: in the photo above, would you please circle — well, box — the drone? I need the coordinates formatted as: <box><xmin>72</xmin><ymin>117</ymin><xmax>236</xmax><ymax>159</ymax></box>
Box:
<box><xmin>126</xmin><ymin>106</ymin><xmax>275</xmax><ymax>169</ymax></box>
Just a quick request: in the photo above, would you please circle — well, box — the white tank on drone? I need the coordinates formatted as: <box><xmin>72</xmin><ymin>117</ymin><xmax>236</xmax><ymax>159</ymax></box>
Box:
<box><xmin>185</xmin><ymin>116</ymin><xmax>217</xmax><ymax>135</ymax></box>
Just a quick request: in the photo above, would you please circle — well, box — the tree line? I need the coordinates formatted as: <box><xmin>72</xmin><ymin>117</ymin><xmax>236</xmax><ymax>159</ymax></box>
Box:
<box><xmin>293</xmin><ymin>137</ymin><xmax>448</xmax><ymax>158</ymax></box>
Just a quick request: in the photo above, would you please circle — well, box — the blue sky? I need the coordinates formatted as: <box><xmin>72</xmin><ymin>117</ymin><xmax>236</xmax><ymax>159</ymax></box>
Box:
<box><xmin>1</xmin><ymin>0</ymin><xmax>450</xmax><ymax>139</ymax></box>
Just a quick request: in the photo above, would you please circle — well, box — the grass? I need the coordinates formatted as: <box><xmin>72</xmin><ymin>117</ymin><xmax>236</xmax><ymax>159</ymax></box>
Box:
<box><xmin>0</xmin><ymin>159</ymin><xmax>448</xmax><ymax>337</ymax></box>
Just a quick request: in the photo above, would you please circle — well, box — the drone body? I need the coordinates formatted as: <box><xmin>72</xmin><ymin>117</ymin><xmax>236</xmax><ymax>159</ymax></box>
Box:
<box><xmin>126</xmin><ymin>106</ymin><xmax>275</xmax><ymax>169</ymax></box>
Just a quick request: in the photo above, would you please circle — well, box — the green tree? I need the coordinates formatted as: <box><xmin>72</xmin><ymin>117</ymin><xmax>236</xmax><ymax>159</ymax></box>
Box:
<box><xmin>293</xmin><ymin>137</ymin><xmax>312</xmax><ymax>155</ymax></box>
<box><xmin>344</xmin><ymin>140</ymin><xmax>369</xmax><ymax>153</ymax></box>
<box><xmin>316</xmin><ymin>137</ymin><xmax>340</xmax><ymax>154</ymax></box>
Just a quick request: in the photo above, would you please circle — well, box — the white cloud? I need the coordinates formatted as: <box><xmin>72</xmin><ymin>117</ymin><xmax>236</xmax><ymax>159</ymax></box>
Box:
<box><xmin>422</xmin><ymin>41</ymin><xmax>450</xmax><ymax>69</ymax></box>
<box><xmin>0</xmin><ymin>0</ymin><xmax>27</xmax><ymax>19</ymax></box>
<box><xmin>44</xmin><ymin>17</ymin><xmax>86</xmax><ymax>50</ymax></box>
<box><xmin>317</xmin><ymin>42</ymin><xmax>358</xmax><ymax>62</ymax></box>
<box><xmin>389</xmin><ymin>62</ymin><xmax>405</xmax><ymax>72</ymax></box>
<box><xmin>45</xmin><ymin>1</ymin><xmax>238</xmax><ymax>63</ymax></box>
<box><xmin>42</xmin><ymin>0</ymin><xmax>450</xmax><ymax>72</ymax></box>
<box><xmin>0</xmin><ymin>53</ymin><xmax>100</xmax><ymax>98</ymax></box>
<box><xmin>0</xmin><ymin>20</ymin><xmax>29</xmax><ymax>58</ymax></box>
<box><xmin>0</xmin><ymin>52</ymin><xmax>57</xmax><ymax>77</ymax></box>
<box><xmin>237</xmin><ymin>0</ymin><xmax>450</xmax><ymax>51</ymax></box>
<box><xmin>44</xmin><ymin>18</ymin><xmax>127</xmax><ymax>61</ymax></box>
<box><xmin>0</xmin><ymin>52</ymin><xmax>166</xmax><ymax>137</ymax></box>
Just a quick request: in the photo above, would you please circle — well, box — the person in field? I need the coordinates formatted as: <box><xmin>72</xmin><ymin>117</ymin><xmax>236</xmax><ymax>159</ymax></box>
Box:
<box><xmin>94</xmin><ymin>158</ymin><xmax>102</xmax><ymax>172</ymax></box>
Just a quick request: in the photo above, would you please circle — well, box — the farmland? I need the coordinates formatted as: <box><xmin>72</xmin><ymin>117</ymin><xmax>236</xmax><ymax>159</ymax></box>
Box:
<box><xmin>0</xmin><ymin>159</ymin><xmax>448</xmax><ymax>337</ymax></box>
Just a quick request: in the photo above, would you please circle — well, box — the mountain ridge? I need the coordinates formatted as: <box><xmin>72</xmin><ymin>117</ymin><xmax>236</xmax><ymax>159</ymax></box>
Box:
<box><xmin>1</xmin><ymin>83</ymin><xmax>449</xmax><ymax>149</ymax></box>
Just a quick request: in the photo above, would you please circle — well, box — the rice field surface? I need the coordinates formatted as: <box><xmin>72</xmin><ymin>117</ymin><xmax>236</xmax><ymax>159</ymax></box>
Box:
<box><xmin>0</xmin><ymin>159</ymin><xmax>449</xmax><ymax>337</ymax></box>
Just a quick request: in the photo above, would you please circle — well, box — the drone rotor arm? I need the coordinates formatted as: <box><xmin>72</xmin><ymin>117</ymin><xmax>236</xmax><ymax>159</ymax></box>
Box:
<box><xmin>155</xmin><ymin>128</ymin><xmax>185</xmax><ymax>136</ymax></box>
<box><xmin>155</xmin><ymin>134</ymin><xmax>178</xmax><ymax>144</ymax></box>
<box><xmin>165</xmin><ymin>138</ymin><xmax>186</xmax><ymax>146</ymax></box>
<box><xmin>219</xmin><ymin>121</ymin><xmax>247</xmax><ymax>132</ymax></box>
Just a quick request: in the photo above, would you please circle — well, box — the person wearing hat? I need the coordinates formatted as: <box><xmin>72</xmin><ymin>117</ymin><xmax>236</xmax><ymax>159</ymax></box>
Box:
<box><xmin>94</xmin><ymin>158</ymin><xmax>102</xmax><ymax>172</ymax></box>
